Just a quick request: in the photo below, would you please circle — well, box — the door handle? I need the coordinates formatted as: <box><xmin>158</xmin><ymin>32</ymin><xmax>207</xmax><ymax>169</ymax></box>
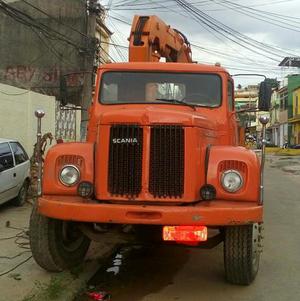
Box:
<box><xmin>13</xmin><ymin>173</ymin><xmax>16</xmax><ymax>177</ymax></box>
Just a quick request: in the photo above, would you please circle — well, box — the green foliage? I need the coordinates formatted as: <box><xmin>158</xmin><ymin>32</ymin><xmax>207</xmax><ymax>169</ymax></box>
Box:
<box><xmin>22</xmin><ymin>275</ymin><xmax>67</xmax><ymax>301</ymax></box>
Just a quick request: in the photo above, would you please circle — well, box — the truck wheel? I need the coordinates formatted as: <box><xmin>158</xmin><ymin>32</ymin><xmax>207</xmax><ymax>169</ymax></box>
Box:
<box><xmin>29</xmin><ymin>205</ymin><xmax>91</xmax><ymax>272</ymax></box>
<box><xmin>12</xmin><ymin>180</ymin><xmax>29</xmax><ymax>207</ymax></box>
<box><xmin>224</xmin><ymin>223</ymin><xmax>262</xmax><ymax>285</ymax></box>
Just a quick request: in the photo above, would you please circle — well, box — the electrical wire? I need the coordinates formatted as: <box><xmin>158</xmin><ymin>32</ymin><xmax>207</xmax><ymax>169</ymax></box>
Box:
<box><xmin>31</xmin><ymin>27</ymin><xmax>78</xmax><ymax>68</ymax></box>
<box><xmin>0</xmin><ymin>251</ymin><xmax>31</xmax><ymax>260</ymax></box>
<box><xmin>110</xmin><ymin>15</ymin><xmax>131</xmax><ymax>25</ymax></box>
<box><xmin>174</xmin><ymin>0</ymin><xmax>297</xmax><ymax>59</ymax></box>
<box><xmin>0</xmin><ymin>0</ymin><xmax>86</xmax><ymax>52</ymax></box>
<box><xmin>100</xmin><ymin>45</ymin><xmax>117</xmax><ymax>62</ymax></box>
<box><xmin>0</xmin><ymin>256</ymin><xmax>32</xmax><ymax>277</ymax></box>
<box><xmin>0</xmin><ymin>225</ymin><xmax>32</xmax><ymax>277</ymax></box>
<box><xmin>20</xmin><ymin>0</ymin><xmax>89</xmax><ymax>38</ymax></box>
<box><xmin>210</xmin><ymin>0</ymin><xmax>300</xmax><ymax>32</ymax></box>
<box><xmin>109</xmin><ymin>0</ymin><xmax>298</xmax><ymax>58</ymax></box>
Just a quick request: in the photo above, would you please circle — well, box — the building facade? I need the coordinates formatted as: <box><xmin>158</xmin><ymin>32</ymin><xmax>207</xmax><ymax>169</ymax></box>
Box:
<box><xmin>290</xmin><ymin>87</ymin><xmax>300</xmax><ymax>145</ymax></box>
<box><xmin>269</xmin><ymin>88</ymin><xmax>280</xmax><ymax>146</ymax></box>
<box><xmin>268</xmin><ymin>75</ymin><xmax>300</xmax><ymax>146</ymax></box>
<box><xmin>235</xmin><ymin>85</ymin><xmax>270</xmax><ymax>141</ymax></box>
<box><xmin>286</xmin><ymin>74</ymin><xmax>300</xmax><ymax>144</ymax></box>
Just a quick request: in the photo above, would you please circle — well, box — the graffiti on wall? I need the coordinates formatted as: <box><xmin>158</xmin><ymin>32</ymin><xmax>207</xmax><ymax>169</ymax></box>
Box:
<box><xmin>1</xmin><ymin>65</ymin><xmax>84</xmax><ymax>87</ymax></box>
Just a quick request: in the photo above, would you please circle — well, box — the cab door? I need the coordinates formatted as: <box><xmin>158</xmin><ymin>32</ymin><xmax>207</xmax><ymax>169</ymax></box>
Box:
<box><xmin>0</xmin><ymin>142</ymin><xmax>16</xmax><ymax>204</ymax></box>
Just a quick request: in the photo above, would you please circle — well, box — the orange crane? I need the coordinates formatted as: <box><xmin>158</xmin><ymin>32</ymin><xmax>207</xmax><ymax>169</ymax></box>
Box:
<box><xmin>129</xmin><ymin>15</ymin><xmax>192</xmax><ymax>63</ymax></box>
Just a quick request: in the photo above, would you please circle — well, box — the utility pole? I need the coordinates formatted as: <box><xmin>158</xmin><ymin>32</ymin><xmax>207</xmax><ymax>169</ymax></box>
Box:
<box><xmin>80</xmin><ymin>0</ymin><xmax>98</xmax><ymax>140</ymax></box>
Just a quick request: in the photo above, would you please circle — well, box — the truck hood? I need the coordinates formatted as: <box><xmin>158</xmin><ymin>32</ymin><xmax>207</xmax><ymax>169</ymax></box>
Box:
<box><xmin>98</xmin><ymin>106</ymin><xmax>217</xmax><ymax>129</ymax></box>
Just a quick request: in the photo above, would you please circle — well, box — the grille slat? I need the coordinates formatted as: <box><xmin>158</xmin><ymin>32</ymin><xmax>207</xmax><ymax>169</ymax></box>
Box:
<box><xmin>108</xmin><ymin>125</ymin><xmax>143</xmax><ymax>197</ymax></box>
<box><xmin>149</xmin><ymin>125</ymin><xmax>184</xmax><ymax>198</ymax></box>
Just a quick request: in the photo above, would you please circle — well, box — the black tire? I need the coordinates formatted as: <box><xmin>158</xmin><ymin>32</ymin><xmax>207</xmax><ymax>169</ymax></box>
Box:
<box><xmin>12</xmin><ymin>180</ymin><xmax>29</xmax><ymax>207</ymax></box>
<box><xmin>29</xmin><ymin>205</ymin><xmax>91</xmax><ymax>272</ymax></box>
<box><xmin>224</xmin><ymin>224</ymin><xmax>261</xmax><ymax>285</ymax></box>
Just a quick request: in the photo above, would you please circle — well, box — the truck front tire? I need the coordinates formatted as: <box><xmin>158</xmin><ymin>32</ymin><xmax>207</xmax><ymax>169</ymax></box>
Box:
<box><xmin>29</xmin><ymin>205</ymin><xmax>91</xmax><ymax>272</ymax></box>
<box><xmin>224</xmin><ymin>224</ymin><xmax>262</xmax><ymax>285</ymax></box>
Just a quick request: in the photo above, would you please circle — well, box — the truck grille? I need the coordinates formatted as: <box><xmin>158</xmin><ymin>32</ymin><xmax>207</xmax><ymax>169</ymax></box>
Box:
<box><xmin>149</xmin><ymin>125</ymin><xmax>185</xmax><ymax>198</ymax></box>
<box><xmin>108</xmin><ymin>124</ymin><xmax>143</xmax><ymax>197</ymax></box>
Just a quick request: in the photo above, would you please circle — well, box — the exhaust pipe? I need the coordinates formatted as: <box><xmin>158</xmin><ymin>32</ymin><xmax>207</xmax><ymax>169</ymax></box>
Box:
<box><xmin>34</xmin><ymin>109</ymin><xmax>45</xmax><ymax>197</ymax></box>
<box><xmin>259</xmin><ymin>116</ymin><xmax>269</xmax><ymax>205</ymax></box>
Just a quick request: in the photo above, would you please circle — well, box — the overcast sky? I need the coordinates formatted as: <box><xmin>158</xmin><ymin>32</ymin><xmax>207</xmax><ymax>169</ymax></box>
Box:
<box><xmin>101</xmin><ymin>0</ymin><xmax>300</xmax><ymax>87</ymax></box>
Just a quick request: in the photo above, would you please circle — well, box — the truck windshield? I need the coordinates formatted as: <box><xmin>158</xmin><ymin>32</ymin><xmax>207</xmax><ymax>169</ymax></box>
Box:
<box><xmin>99</xmin><ymin>72</ymin><xmax>222</xmax><ymax>107</ymax></box>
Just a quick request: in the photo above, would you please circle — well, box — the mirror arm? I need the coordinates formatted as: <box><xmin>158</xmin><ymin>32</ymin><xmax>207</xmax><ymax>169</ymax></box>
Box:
<box><xmin>231</xmin><ymin>73</ymin><xmax>267</xmax><ymax>79</ymax></box>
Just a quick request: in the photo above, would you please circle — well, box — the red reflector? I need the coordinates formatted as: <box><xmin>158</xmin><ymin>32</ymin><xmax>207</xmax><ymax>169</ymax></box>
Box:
<box><xmin>163</xmin><ymin>226</ymin><xmax>207</xmax><ymax>242</ymax></box>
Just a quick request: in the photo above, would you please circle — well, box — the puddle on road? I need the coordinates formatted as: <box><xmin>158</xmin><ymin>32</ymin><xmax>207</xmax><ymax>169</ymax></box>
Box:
<box><xmin>75</xmin><ymin>244</ymin><xmax>190</xmax><ymax>301</ymax></box>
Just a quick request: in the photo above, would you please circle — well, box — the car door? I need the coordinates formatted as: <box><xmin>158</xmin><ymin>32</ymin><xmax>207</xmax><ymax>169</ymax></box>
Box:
<box><xmin>0</xmin><ymin>142</ymin><xmax>17</xmax><ymax>204</ymax></box>
<box><xmin>9</xmin><ymin>142</ymin><xmax>30</xmax><ymax>194</ymax></box>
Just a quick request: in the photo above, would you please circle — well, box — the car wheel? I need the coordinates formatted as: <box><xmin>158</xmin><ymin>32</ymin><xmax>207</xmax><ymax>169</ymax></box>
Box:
<box><xmin>12</xmin><ymin>180</ymin><xmax>29</xmax><ymax>207</ymax></box>
<box><xmin>29</xmin><ymin>204</ymin><xmax>91</xmax><ymax>272</ymax></box>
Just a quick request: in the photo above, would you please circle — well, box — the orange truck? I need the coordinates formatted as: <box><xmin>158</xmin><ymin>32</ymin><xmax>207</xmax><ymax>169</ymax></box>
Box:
<box><xmin>29</xmin><ymin>16</ymin><xmax>271</xmax><ymax>285</ymax></box>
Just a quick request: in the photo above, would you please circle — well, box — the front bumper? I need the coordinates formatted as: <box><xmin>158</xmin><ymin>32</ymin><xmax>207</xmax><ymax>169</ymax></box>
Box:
<box><xmin>38</xmin><ymin>195</ymin><xmax>263</xmax><ymax>226</ymax></box>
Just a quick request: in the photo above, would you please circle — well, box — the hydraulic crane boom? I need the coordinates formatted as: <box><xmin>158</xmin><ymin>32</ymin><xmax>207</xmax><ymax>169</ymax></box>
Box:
<box><xmin>129</xmin><ymin>15</ymin><xmax>193</xmax><ymax>63</ymax></box>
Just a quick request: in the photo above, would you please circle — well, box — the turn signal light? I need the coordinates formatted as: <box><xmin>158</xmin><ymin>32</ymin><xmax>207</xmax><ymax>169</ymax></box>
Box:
<box><xmin>163</xmin><ymin>226</ymin><xmax>207</xmax><ymax>242</ymax></box>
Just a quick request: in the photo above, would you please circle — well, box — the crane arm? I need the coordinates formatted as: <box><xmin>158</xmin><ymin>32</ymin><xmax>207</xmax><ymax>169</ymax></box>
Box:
<box><xmin>129</xmin><ymin>15</ymin><xmax>192</xmax><ymax>63</ymax></box>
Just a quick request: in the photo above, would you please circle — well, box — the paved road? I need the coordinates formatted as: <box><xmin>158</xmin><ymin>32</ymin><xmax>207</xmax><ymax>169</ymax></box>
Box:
<box><xmin>80</xmin><ymin>164</ymin><xmax>300</xmax><ymax>301</ymax></box>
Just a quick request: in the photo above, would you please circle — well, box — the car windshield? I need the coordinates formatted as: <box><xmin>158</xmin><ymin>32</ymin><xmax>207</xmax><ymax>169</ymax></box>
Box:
<box><xmin>99</xmin><ymin>72</ymin><xmax>222</xmax><ymax>107</ymax></box>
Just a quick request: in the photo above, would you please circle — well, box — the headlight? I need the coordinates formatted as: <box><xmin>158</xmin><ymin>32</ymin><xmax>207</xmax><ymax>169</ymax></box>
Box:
<box><xmin>221</xmin><ymin>170</ymin><xmax>243</xmax><ymax>193</ymax></box>
<box><xmin>59</xmin><ymin>165</ymin><xmax>80</xmax><ymax>186</ymax></box>
<box><xmin>78</xmin><ymin>181</ymin><xmax>93</xmax><ymax>197</ymax></box>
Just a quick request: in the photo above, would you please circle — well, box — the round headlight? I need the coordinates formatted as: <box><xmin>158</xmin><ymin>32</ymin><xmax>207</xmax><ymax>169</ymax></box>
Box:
<box><xmin>59</xmin><ymin>165</ymin><xmax>80</xmax><ymax>186</ymax></box>
<box><xmin>221</xmin><ymin>170</ymin><xmax>243</xmax><ymax>193</ymax></box>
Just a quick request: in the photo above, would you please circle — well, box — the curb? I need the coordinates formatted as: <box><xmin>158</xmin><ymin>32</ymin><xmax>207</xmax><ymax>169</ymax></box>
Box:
<box><xmin>265</xmin><ymin>148</ymin><xmax>300</xmax><ymax>156</ymax></box>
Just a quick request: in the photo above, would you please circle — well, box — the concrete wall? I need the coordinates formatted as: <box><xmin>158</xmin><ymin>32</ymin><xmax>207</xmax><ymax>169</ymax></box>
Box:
<box><xmin>0</xmin><ymin>83</ymin><xmax>55</xmax><ymax>157</ymax></box>
<box><xmin>0</xmin><ymin>0</ymin><xmax>87</xmax><ymax>105</ymax></box>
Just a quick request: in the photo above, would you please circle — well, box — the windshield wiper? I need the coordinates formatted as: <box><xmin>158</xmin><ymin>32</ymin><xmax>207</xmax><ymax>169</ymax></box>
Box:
<box><xmin>155</xmin><ymin>98</ymin><xmax>196</xmax><ymax>110</ymax></box>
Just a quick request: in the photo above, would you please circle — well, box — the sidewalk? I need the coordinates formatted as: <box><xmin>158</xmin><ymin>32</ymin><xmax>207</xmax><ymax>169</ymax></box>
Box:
<box><xmin>0</xmin><ymin>202</ymin><xmax>118</xmax><ymax>301</ymax></box>
<box><xmin>265</xmin><ymin>147</ymin><xmax>300</xmax><ymax>156</ymax></box>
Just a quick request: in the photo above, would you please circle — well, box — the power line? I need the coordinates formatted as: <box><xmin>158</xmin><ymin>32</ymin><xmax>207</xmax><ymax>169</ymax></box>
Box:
<box><xmin>20</xmin><ymin>0</ymin><xmax>89</xmax><ymax>38</ymax></box>
<box><xmin>191</xmin><ymin>44</ymin><xmax>281</xmax><ymax>70</ymax></box>
<box><xmin>100</xmin><ymin>45</ymin><xmax>117</xmax><ymax>62</ymax></box>
<box><xmin>110</xmin><ymin>15</ymin><xmax>131</xmax><ymax>25</ymax></box>
<box><xmin>0</xmin><ymin>0</ymin><xmax>86</xmax><ymax>51</ymax></box>
<box><xmin>174</xmin><ymin>0</ymin><xmax>297</xmax><ymax>59</ymax></box>
<box><xmin>210</xmin><ymin>0</ymin><xmax>300</xmax><ymax>33</ymax></box>
<box><xmin>101</xmin><ymin>41</ymin><xmax>128</xmax><ymax>49</ymax></box>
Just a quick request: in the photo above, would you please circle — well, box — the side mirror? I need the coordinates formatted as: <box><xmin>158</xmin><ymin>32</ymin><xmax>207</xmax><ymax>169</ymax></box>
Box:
<box><xmin>59</xmin><ymin>76</ymin><xmax>68</xmax><ymax>106</ymax></box>
<box><xmin>258</xmin><ymin>80</ymin><xmax>272</xmax><ymax>111</ymax></box>
<box><xmin>0</xmin><ymin>163</ymin><xmax>5</xmax><ymax>173</ymax></box>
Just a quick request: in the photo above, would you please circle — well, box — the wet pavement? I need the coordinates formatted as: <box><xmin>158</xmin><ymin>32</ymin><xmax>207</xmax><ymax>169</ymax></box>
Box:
<box><xmin>75</xmin><ymin>243</ymin><xmax>191</xmax><ymax>301</ymax></box>
<box><xmin>75</xmin><ymin>163</ymin><xmax>300</xmax><ymax>301</ymax></box>
<box><xmin>268</xmin><ymin>155</ymin><xmax>300</xmax><ymax>175</ymax></box>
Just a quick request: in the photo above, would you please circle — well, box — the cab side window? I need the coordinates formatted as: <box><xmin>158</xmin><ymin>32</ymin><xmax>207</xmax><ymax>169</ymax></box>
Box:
<box><xmin>0</xmin><ymin>143</ymin><xmax>14</xmax><ymax>170</ymax></box>
<box><xmin>10</xmin><ymin>142</ymin><xmax>28</xmax><ymax>165</ymax></box>
<box><xmin>228</xmin><ymin>80</ymin><xmax>234</xmax><ymax>111</ymax></box>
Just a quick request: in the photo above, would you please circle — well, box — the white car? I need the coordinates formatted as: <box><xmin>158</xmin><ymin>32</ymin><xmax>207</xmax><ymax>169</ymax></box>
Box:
<box><xmin>0</xmin><ymin>138</ymin><xmax>30</xmax><ymax>206</ymax></box>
